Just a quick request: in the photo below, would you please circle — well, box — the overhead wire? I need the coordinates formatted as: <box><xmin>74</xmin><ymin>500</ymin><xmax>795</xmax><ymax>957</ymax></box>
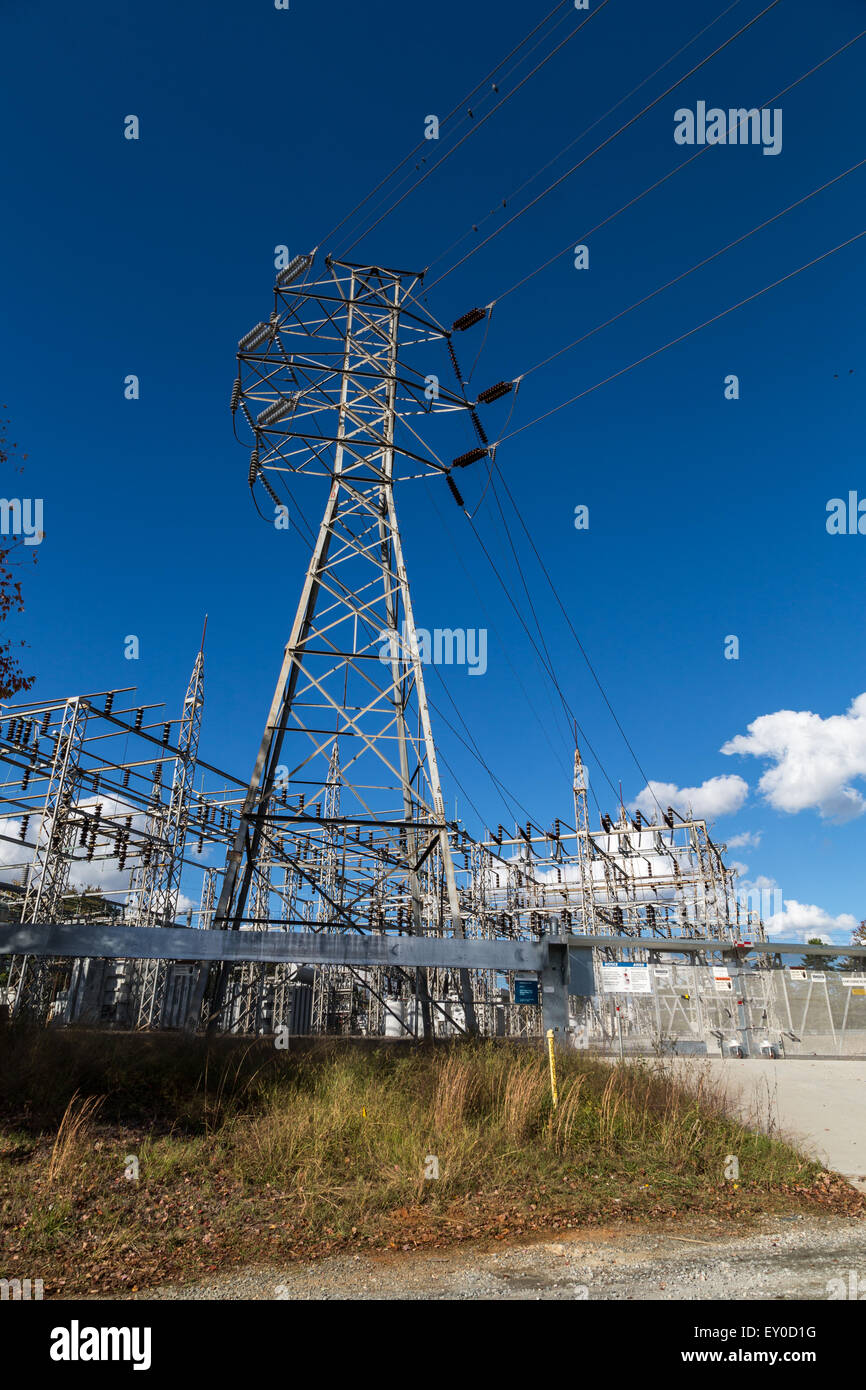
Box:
<box><xmin>338</xmin><ymin>0</ymin><xmax>614</xmax><ymax>257</ymax></box>
<box><xmin>492</xmin><ymin>463</ymin><xmax>664</xmax><ymax>815</ymax></box>
<box><xmin>511</xmin><ymin>155</ymin><xmax>866</xmax><ymax>384</ymax></box>
<box><xmin>319</xmin><ymin>0</ymin><xmax>574</xmax><ymax>251</ymax></box>
<box><xmin>423</xmin><ymin>0</ymin><xmax>784</xmax><ymax>293</ymax></box>
<box><xmin>426</xmin><ymin>0</ymin><xmax>746</xmax><ymax>273</ymax></box>
<box><xmin>498</xmin><ymin>227</ymin><xmax>866</xmax><ymax>442</ymax></box>
<box><xmin>486</xmin><ymin>25</ymin><xmax>866</xmax><ymax>306</ymax></box>
<box><xmin>264</xmin><ymin>451</ymin><xmax>562</xmax><ymax>837</ymax></box>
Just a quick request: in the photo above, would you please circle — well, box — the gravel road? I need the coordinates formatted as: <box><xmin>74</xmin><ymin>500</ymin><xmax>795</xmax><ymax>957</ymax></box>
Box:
<box><xmin>136</xmin><ymin>1215</ymin><xmax>866</xmax><ymax>1301</ymax></box>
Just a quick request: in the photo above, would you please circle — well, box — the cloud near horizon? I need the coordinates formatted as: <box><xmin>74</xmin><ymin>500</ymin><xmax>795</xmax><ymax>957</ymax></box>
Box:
<box><xmin>722</xmin><ymin>692</ymin><xmax>866</xmax><ymax>822</ymax></box>
<box><xmin>629</xmin><ymin>775</ymin><xmax>748</xmax><ymax>822</ymax></box>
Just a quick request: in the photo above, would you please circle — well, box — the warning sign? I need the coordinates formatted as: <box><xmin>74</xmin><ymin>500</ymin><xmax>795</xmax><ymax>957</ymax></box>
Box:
<box><xmin>714</xmin><ymin>972</ymin><xmax>733</xmax><ymax>994</ymax></box>
<box><xmin>600</xmin><ymin>963</ymin><xmax>651</xmax><ymax>995</ymax></box>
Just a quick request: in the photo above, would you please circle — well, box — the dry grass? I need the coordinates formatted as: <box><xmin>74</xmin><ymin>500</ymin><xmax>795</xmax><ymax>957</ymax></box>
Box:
<box><xmin>47</xmin><ymin>1092</ymin><xmax>104</xmax><ymax>1183</ymax></box>
<box><xmin>1</xmin><ymin>1027</ymin><xmax>860</xmax><ymax>1296</ymax></box>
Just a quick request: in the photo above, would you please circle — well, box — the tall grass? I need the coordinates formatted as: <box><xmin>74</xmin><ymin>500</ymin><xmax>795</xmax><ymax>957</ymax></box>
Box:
<box><xmin>0</xmin><ymin>1027</ymin><xmax>823</xmax><ymax>1209</ymax></box>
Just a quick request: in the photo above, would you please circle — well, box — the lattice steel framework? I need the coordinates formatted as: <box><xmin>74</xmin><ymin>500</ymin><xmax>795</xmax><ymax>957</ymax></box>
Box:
<box><xmin>132</xmin><ymin>638</ymin><xmax>205</xmax><ymax>1026</ymax></box>
<box><xmin>193</xmin><ymin>258</ymin><xmax>477</xmax><ymax>1037</ymax></box>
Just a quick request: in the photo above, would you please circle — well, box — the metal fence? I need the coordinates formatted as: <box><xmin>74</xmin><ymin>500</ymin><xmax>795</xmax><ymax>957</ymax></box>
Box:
<box><xmin>570</xmin><ymin>963</ymin><xmax>866</xmax><ymax>1057</ymax></box>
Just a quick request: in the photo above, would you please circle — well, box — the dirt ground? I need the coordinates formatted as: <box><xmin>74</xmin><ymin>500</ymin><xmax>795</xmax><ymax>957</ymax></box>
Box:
<box><xmin>136</xmin><ymin>1213</ymin><xmax>866</xmax><ymax>1301</ymax></box>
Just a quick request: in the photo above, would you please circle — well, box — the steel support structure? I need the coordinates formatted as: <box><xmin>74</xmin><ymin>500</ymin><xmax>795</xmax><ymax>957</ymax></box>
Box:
<box><xmin>191</xmin><ymin>258</ymin><xmax>477</xmax><ymax>1036</ymax></box>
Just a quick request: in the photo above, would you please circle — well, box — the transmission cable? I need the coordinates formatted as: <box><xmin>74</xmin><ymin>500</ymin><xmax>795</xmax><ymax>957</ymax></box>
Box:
<box><xmin>426</xmin><ymin>0</ymin><xmax>745</xmax><ymax>273</ymax></box>
<box><xmin>498</xmin><ymin>227</ymin><xmax>866</xmax><ymax>442</ymax></box>
<box><xmin>264</xmin><ymin>465</ymin><xmax>564</xmax><ymax>836</ymax></box>
<box><xmin>424</xmin><ymin>0</ymin><xmax>783</xmax><ymax>293</ymax></box>
<box><xmin>486</xmin><ymin>26</ymin><xmax>866</xmax><ymax>306</ymax></box>
<box><xmin>339</xmin><ymin>0</ymin><xmax>614</xmax><ymax>257</ymax></box>
<box><xmin>459</xmin><ymin>501</ymin><xmax>621</xmax><ymax>805</ymax></box>
<box><xmin>512</xmin><ymin>156</ymin><xmax>866</xmax><ymax>384</ymax></box>
<box><xmin>493</xmin><ymin>463</ymin><xmax>664</xmax><ymax>815</ymax></box>
<box><xmin>319</xmin><ymin>0</ymin><xmax>573</xmax><ymax>251</ymax></box>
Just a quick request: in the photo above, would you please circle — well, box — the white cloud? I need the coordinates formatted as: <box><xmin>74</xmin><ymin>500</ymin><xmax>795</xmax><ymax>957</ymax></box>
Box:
<box><xmin>722</xmin><ymin>692</ymin><xmax>866</xmax><ymax>822</ymax></box>
<box><xmin>763</xmin><ymin>898</ymin><xmax>858</xmax><ymax>944</ymax></box>
<box><xmin>726</xmin><ymin>830</ymin><xmax>762</xmax><ymax>850</ymax></box>
<box><xmin>630</xmin><ymin>775</ymin><xmax>748</xmax><ymax>822</ymax></box>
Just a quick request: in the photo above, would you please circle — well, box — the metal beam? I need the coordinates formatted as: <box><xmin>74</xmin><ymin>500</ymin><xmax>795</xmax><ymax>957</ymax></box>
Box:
<box><xmin>0</xmin><ymin>923</ymin><xmax>544</xmax><ymax>973</ymax></box>
<box><xmin>565</xmin><ymin>935</ymin><xmax>866</xmax><ymax>957</ymax></box>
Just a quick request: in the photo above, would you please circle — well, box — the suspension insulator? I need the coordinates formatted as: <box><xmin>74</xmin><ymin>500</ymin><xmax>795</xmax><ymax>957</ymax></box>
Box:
<box><xmin>477</xmin><ymin>380</ymin><xmax>513</xmax><ymax>405</ymax></box>
<box><xmin>238</xmin><ymin>321</ymin><xmax>270</xmax><ymax>352</ymax></box>
<box><xmin>452</xmin><ymin>446</ymin><xmax>488</xmax><ymax>469</ymax></box>
<box><xmin>21</xmin><ymin>767</ymin><xmax>30</xmax><ymax>791</ymax></box>
<box><xmin>452</xmin><ymin>307</ymin><xmax>486</xmax><ymax>332</ymax></box>
<box><xmin>134</xmin><ymin>708</ymin><xmax>143</xmax><ymax>731</ymax></box>
<box><xmin>469</xmin><ymin>409</ymin><xmax>488</xmax><ymax>445</ymax></box>
<box><xmin>446</xmin><ymin>338</ymin><xmax>463</xmax><ymax>384</ymax></box>
<box><xmin>446</xmin><ymin>475</ymin><xmax>464</xmax><ymax>507</ymax></box>
<box><xmin>248</xmin><ymin>449</ymin><xmax>259</xmax><ymax>486</ymax></box>
<box><xmin>19</xmin><ymin>815</ymin><xmax>29</xmax><ymax>841</ymax></box>
<box><xmin>162</xmin><ymin>723</ymin><xmax>170</xmax><ymax>744</ymax></box>
<box><xmin>276</xmin><ymin>252</ymin><xmax>313</xmax><ymax>287</ymax></box>
<box><xmin>41</xmin><ymin>711</ymin><xmax>51</xmax><ymax>733</ymax></box>
<box><xmin>259</xmin><ymin>473</ymin><xmax>281</xmax><ymax>507</ymax></box>
<box><xmin>230</xmin><ymin>379</ymin><xmax>241</xmax><ymax>413</ymax></box>
<box><xmin>122</xmin><ymin>768</ymin><xmax>130</xmax><ymax>788</ymax></box>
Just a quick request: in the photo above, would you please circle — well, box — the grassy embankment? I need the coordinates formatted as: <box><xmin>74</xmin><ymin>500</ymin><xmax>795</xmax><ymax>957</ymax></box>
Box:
<box><xmin>0</xmin><ymin>1026</ymin><xmax>860</xmax><ymax>1295</ymax></box>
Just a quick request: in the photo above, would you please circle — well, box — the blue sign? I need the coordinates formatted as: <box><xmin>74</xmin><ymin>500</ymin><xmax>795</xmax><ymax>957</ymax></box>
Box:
<box><xmin>513</xmin><ymin>977</ymin><xmax>539</xmax><ymax>1005</ymax></box>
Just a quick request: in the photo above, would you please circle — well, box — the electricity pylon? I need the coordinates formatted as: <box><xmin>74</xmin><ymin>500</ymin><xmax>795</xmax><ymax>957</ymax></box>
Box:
<box><xmin>130</xmin><ymin>629</ymin><xmax>206</xmax><ymax>1026</ymax></box>
<box><xmin>190</xmin><ymin>256</ymin><xmax>478</xmax><ymax>1036</ymax></box>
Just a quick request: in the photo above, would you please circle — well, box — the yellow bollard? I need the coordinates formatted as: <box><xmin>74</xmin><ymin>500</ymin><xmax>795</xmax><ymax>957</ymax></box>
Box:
<box><xmin>546</xmin><ymin>1028</ymin><xmax>559</xmax><ymax>1109</ymax></box>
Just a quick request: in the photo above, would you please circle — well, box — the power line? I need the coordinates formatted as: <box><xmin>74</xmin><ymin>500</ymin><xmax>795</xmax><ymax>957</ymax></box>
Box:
<box><xmin>488</xmin><ymin>25</ymin><xmax>866</xmax><ymax>306</ymax></box>
<box><xmin>425</xmin><ymin>481</ymin><xmax>582</xmax><ymax>797</ymax></box>
<box><xmin>267</xmin><ymin>453</ymin><xmax>565</xmax><ymax>837</ymax></box>
<box><xmin>339</xmin><ymin>0</ymin><xmax>614</xmax><ymax>257</ymax></box>
<box><xmin>499</xmin><ymin>226</ymin><xmax>866</xmax><ymax>441</ymax></box>
<box><xmin>458</xmin><ymin>498</ymin><xmax>622</xmax><ymax>805</ymax></box>
<box><xmin>319</xmin><ymin>0</ymin><xmax>573</xmax><ymax>251</ymax></box>
<box><xmin>514</xmin><ymin>156</ymin><xmax>866</xmax><ymax>383</ymax></box>
<box><xmin>425</xmin><ymin>0</ymin><xmax>745</xmax><ymax>272</ymax></box>
<box><xmin>492</xmin><ymin>463</ymin><xmax>664</xmax><ymax>815</ymax></box>
<box><xmin>424</xmin><ymin>0</ymin><xmax>783</xmax><ymax>292</ymax></box>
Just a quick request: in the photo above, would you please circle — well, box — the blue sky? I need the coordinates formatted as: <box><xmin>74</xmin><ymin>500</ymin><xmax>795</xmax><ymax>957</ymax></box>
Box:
<box><xmin>1</xmin><ymin>0</ymin><xmax>864</xmax><ymax>941</ymax></box>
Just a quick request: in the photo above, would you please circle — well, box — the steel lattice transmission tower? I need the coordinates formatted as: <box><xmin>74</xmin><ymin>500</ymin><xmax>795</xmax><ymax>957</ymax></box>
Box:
<box><xmin>130</xmin><ymin>633</ymin><xmax>206</xmax><ymax>1026</ymax></box>
<box><xmin>190</xmin><ymin>256</ymin><xmax>479</xmax><ymax>1036</ymax></box>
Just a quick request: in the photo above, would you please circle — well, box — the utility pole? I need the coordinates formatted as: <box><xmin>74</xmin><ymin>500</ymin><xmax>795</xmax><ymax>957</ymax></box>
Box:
<box><xmin>188</xmin><ymin>257</ymin><xmax>478</xmax><ymax>1036</ymax></box>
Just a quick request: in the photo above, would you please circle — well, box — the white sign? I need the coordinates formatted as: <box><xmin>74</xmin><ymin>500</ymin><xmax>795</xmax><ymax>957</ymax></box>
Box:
<box><xmin>600</xmin><ymin>963</ymin><xmax>651</xmax><ymax>995</ymax></box>
<box><xmin>811</xmin><ymin>973</ymin><xmax>826</xmax><ymax>983</ymax></box>
<box><xmin>843</xmin><ymin>975</ymin><xmax>866</xmax><ymax>987</ymax></box>
<box><xmin>788</xmin><ymin>968</ymin><xmax>807</xmax><ymax>980</ymax></box>
<box><xmin>714</xmin><ymin>972</ymin><xmax>733</xmax><ymax>994</ymax></box>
